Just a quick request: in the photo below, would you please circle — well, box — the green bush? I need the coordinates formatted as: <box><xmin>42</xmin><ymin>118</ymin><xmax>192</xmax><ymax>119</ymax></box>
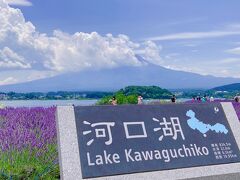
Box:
<box><xmin>97</xmin><ymin>92</ymin><xmax>138</xmax><ymax>105</ymax></box>
<box><xmin>0</xmin><ymin>144</ymin><xmax>59</xmax><ymax>179</ymax></box>
<box><xmin>118</xmin><ymin>86</ymin><xmax>172</xmax><ymax>99</ymax></box>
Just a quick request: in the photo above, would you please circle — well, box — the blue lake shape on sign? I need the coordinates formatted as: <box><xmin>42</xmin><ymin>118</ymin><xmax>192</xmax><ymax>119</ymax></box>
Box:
<box><xmin>186</xmin><ymin>110</ymin><xmax>228</xmax><ymax>137</ymax></box>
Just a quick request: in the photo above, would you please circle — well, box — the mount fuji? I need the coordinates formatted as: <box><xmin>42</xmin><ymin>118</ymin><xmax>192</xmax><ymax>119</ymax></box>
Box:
<box><xmin>0</xmin><ymin>59</ymin><xmax>239</xmax><ymax>92</ymax></box>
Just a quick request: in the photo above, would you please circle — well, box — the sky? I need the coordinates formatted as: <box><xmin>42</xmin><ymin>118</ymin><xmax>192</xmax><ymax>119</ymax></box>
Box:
<box><xmin>0</xmin><ymin>0</ymin><xmax>240</xmax><ymax>85</ymax></box>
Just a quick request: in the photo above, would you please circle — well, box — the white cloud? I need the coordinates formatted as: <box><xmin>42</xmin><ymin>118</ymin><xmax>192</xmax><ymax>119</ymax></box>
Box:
<box><xmin>217</xmin><ymin>58</ymin><xmax>240</xmax><ymax>65</ymax></box>
<box><xmin>226</xmin><ymin>47</ymin><xmax>240</xmax><ymax>55</ymax></box>
<box><xmin>0</xmin><ymin>77</ymin><xmax>17</xmax><ymax>85</ymax></box>
<box><xmin>163</xmin><ymin>57</ymin><xmax>240</xmax><ymax>78</ymax></box>
<box><xmin>165</xmin><ymin>53</ymin><xmax>180</xmax><ymax>59</ymax></box>
<box><xmin>0</xmin><ymin>0</ymin><xmax>161</xmax><ymax>74</ymax></box>
<box><xmin>0</xmin><ymin>69</ymin><xmax>58</xmax><ymax>85</ymax></box>
<box><xmin>135</xmin><ymin>41</ymin><xmax>163</xmax><ymax>65</ymax></box>
<box><xmin>41</xmin><ymin>31</ymin><xmax>143</xmax><ymax>72</ymax></box>
<box><xmin>5</xmin><ymin>0</ymin><xmax>32</xmax><ymax>6</ymax></box>
<box><xmin>0</xmin><ymin>47</ymin><xmax>31</xmax><ymax>69</ymax></box>
<box><xmin>146</xmin><ymin>30</ymin><xmax>240</xmax><ymax>41</ymax></box>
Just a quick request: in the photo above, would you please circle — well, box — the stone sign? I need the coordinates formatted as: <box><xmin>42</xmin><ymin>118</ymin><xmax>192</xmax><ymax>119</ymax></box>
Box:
<box><xmin>56</xmin><ymin>102</ymin><xmax>240</xmax><ymax>180</ymax></box>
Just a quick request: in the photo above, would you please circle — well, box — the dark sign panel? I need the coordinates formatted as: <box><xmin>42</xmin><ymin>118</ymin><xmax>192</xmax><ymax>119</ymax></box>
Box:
<box><xmin>74</xmin><ymin>103</ymin><xmax>240</xmax><ymax>178</ymax></box>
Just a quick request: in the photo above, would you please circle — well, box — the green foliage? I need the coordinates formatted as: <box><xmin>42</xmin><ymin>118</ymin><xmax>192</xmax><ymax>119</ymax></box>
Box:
<box><xmin>0</xmin><ymin>144</ymin><xmax>59</xmax><ymax>179</ymax></box>
<box><xmin>126</xmin><ymin>94</ymin><xmax>138</xmax><ymax>104</ymax></box>
<box><xmin>96</xmin><ymin>95</ymin><xmax>113</xmax><ymax>105</ymax></box>
<box><xmin>114</xmin><ymin>93</ymin><xmax>128</xmax><ymax>104</ymax></box>
<box><xmin>97</xmin><ymin>92</ymin><xmax>138</xmax><ymax>105</ymax></box>
<box><xmin>115</xmin><ymin>92</ymin><xmax>138</xmax><ymax>104</ymax></box>
<box><xmin>97</xmin><ymin>85</ymin><xmax>173</xmax><ymax>105</ymax></box>
<box><xmin>118</xmin><ymin>86</ymin><xmax>172</xmax><ymax>99</ymax></box>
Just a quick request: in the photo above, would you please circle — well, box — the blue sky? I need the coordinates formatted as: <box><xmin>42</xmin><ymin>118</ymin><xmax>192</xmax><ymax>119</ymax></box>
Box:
<box><xmin>20</xmin><ymin>0</ymin><xmax>240</xmax><ymax>37</ymax></box>
<box><xmin>0</xmin><ymin>0</ymin><xmax>240</xmax><ymax>85</ymax></box>
<box><xmin>17</xmin><ymin>1</ymin><xmax>239</xmax><ymax>40</ymax></box>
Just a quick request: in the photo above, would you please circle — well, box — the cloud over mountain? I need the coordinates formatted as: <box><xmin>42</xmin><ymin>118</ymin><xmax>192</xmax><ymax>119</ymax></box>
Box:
<box><xmin>0</xmin><ymin>0</ymin><xmax>162</xmax><ymax>78</ymax></box>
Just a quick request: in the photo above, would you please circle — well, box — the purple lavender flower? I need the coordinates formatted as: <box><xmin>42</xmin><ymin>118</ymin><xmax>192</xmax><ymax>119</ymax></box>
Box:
<box><xmin>0</xmin><ymin>107</ymin><xmax>57</xmax><ymax>152</ymax></box>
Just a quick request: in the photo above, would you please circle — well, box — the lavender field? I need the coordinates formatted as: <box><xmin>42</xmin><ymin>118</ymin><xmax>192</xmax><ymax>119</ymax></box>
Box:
<box><xmin>0</xmin><ymin>107</ymin><xmax>59</xmax><ymax>179</ymax></box>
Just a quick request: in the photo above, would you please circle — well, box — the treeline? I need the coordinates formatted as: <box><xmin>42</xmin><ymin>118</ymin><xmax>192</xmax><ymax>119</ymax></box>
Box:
<box><xmin>174</xmin><ymin>89</ymin><xmax>239</xmax><ymax>99</ymax></box>
<box><xmin>0</xmin><ymin>91</ymin><xmax>113</xmax><ymax>100</ymax></box>
<box><xmin>118</xmin><ymin>86</ymin><xmax>172</xmax><ymax>99</ymax></box>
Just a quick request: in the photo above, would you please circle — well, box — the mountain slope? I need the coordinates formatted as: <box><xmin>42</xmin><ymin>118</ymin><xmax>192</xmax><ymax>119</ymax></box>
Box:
<box><xmin>0</xmin><ymin>64</ymin><xmax>239</xmax><ymax>92</ymax></box>
<box><xmin>212</xmin><ymin>83</ymin><xmax>240</xmax><ymax>91</ymax></box>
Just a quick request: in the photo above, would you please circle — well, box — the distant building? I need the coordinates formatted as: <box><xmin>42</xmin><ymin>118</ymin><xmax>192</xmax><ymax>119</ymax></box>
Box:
<box><xmin>54</xmin><ymin>95</ymin><xmax>63</xmax><ymax>99</ymax></box>
<box><xmin>0</xmin><ymin>94</ymin><xmax>8</xmax><ymax>100</ymax></box>
<box><xmin>215</xmin><ymin>91</ymin><xmax>228</xmax><ymax>94</ymax></box>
